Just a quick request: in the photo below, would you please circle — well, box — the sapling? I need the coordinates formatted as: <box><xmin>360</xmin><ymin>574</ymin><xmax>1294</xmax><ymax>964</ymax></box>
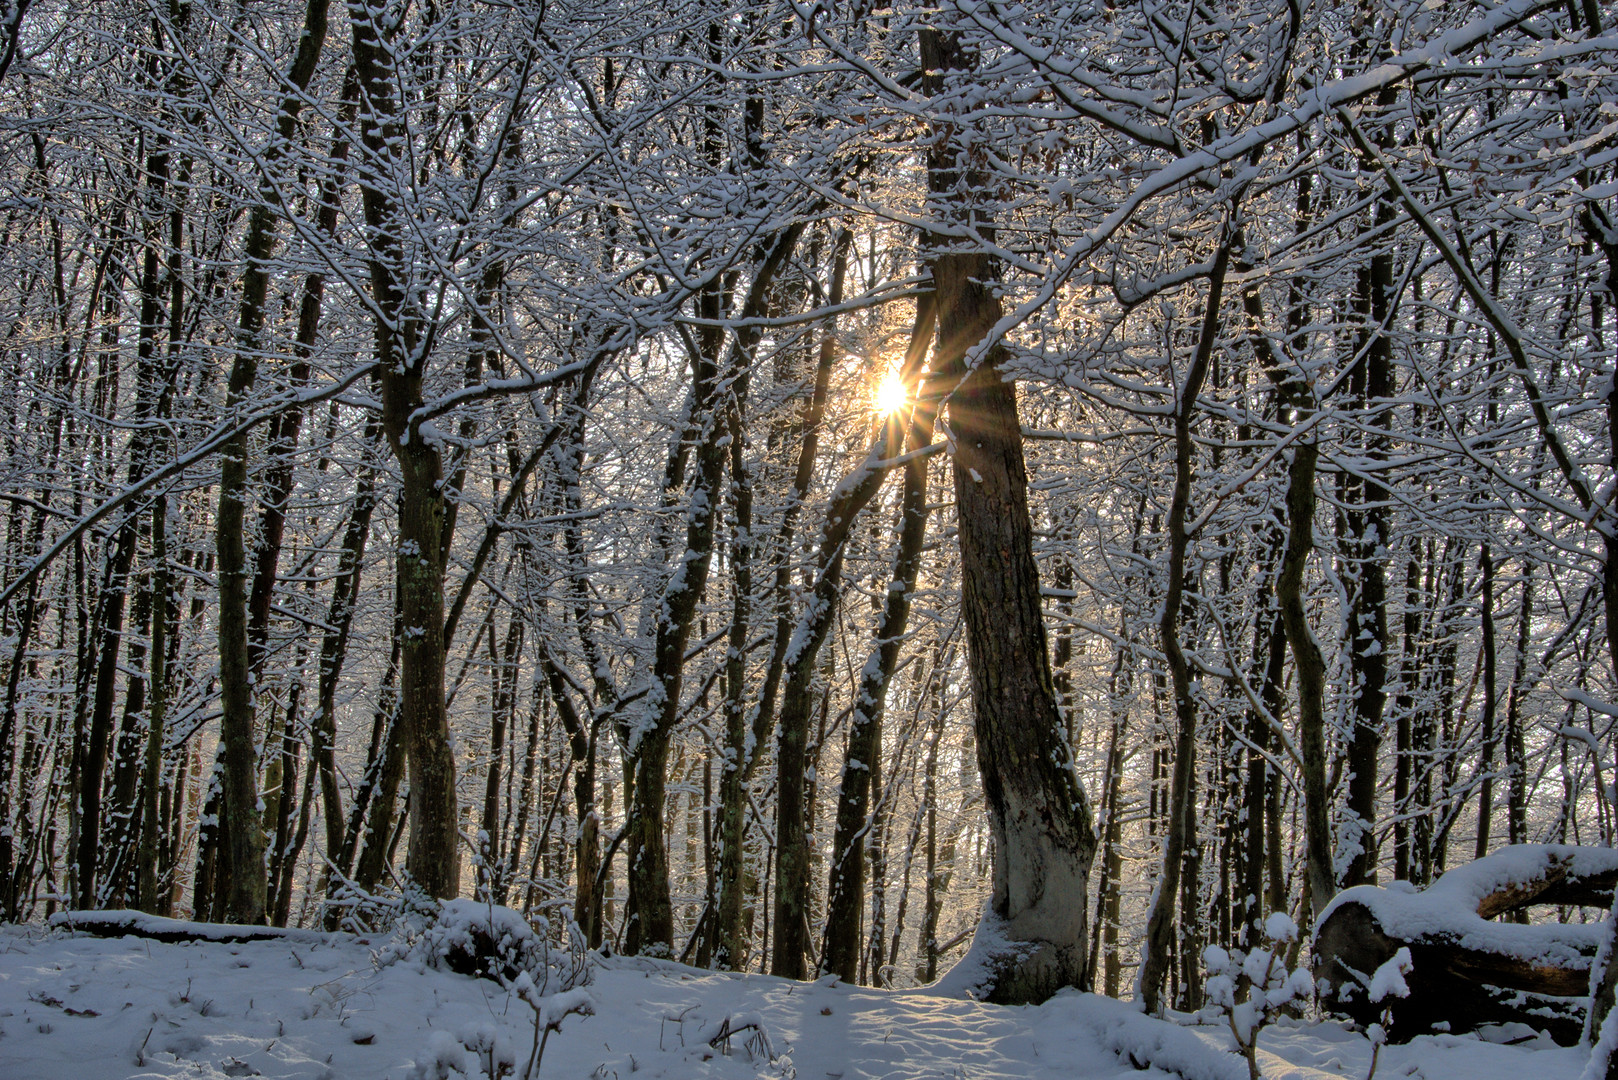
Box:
<box><xmin>511</xmin><ymin>917</ymin><xmax>596</xmax><ymax>1080</ymax></box>
<box><xmin>1202</xmin><ymin>913</ymin><xmax>1316</xmax><ymax>1080</ymax></box>
<box><xmin>515</xmin><ymin>975</ymin><xmax>594</xmax><ymax>1080</ymax></box>
<box><xmin>1360</xmin><ymin>947</ymin><xmax>1413</xmax><ymax>1080</ymax></box>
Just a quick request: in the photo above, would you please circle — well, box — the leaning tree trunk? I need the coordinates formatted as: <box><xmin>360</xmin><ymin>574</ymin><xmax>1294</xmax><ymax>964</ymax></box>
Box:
<box><xmin>923</xmin><ymin>28</ymin><xmax>1095</xmax><ymax>1005</ymax></box>
<box><xmin>941</xmin><ymin>333</ymin><xmax>1097</xmax><ymax>1005</ymax></box>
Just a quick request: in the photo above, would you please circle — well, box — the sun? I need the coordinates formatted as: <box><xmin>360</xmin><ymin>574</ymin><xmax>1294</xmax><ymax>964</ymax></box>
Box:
<box><xmin>874</xmin><ymin>366</ymin><xmax>908</xmax><ymax>416</ymax></box>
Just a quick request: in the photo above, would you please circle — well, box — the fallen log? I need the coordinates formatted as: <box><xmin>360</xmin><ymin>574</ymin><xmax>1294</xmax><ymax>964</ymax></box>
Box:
<box><xmin>1314</xmin><ymin>844</ymin><xmax>1618</xmax><ymax>1045</ymax></box>
<box><xmin>50</xmin><ymin>910</ymin><xmax>338</xmax><ymax>945</ymax></box>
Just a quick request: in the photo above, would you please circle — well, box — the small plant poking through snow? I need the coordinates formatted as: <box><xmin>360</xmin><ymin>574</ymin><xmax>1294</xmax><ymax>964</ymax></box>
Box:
<box><xmin>702</xmin><ymin>1011</ymin><xmax>777</xmax><ymax>1062</ymax></box>
<box><xmin>1359</xmin><ymin>947</ymin><xmax>1413</xmax><ymax>1080</ymax></box>
<box><xmin>378</xmin><ymin>899</ymin><xmax>595</xmax><ymax>1079</ymax></box>
<box><xmin>378</xmin><ymin>898</ymin><xmax>590</xmax><ymax>990</ymax></box>
<box><xmin>1202</xmin><ymin>913</ymin><xmax>1316</xmax><ymax>1080</ymax></box>
<box><xmin>514</xmin><ymin>976</ymin><xmax>594</xmax><ymax>1080</ymax></box>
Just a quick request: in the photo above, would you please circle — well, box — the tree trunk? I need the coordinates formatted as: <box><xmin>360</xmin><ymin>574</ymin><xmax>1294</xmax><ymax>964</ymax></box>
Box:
<box><xmin>714</xmin><ymin>338</ymin><xmax>759</xmax><ymax>969</ymax></box>
<box><xmin>1087</xmin><ymin>631</ymin><xmax>1131</xmax><ymax>993</ymax></box>
<box><xmin>1279</xmin><ymin>433</ymin><xmax>1335</xmax><ymax>926</ymax></box>
<box><xmin>1340</xmin><ymin>88</ymin><xmax>1397</xmax><ymax>887</ymax></box>
<box><xmin>348</xmin><ymin>0</ymin><xmax>459</xmax><ymax>900</ymax></box>
<box><xmin>629</xmin><ymin>222</ymin><xmax>804</xmax><ymax>957</ymax></box>
<box><xmin>1139</xmin><ymin>219</ymin><xmax>1235</xmax><ymax>1013</ymax></box>
<box><xmin>1476</xmin><ymin>545</ymin><xmax>1498</xmax><ymax>857</ymax></box>
<box><xmin>918</xmin><ymin>23</ymin><xmax>1097</xmax><ymax>1005</ymax></box>
<box><xmin>1395</xmin><ymin>550</ymin><xmax>1420</xmax><ymax>880</ymax></box>
<box><xmin>733</xmin><ymin>225</ymin><xmax>846</xmax><ymax>965</ymax></box>
<box><xmin>822</xmin><ymin>287</ymin><xmax>937</xmax><ymax>982</ymax></box>
<box><xmin>943</xmin><ymin>347</ymin><xmax>1096</xmax><ymax>1004</ymax></box>
<box><xmin>136</xmin><ymin>494</ymin><xmax>169</xmax><ymax>914</ymax></box>
<box><xmin>214</xmin><ymin>0</ymin><xmax>330</xmax><ymax>924</ymax></box>
<box><xmin>768</xmin><ymin>420</ymin><xmax>900</xmax><ymax>978</ymax></box>
<box><xmin>919</xmin><ymin>664</ymin><xmax>948</xmax><ymax>985</ymax></box>
<box><xmin>1505</xmin><ymin>563</ymin><xmax>1531</xmax><ymax>846</ymax></box>
<box><xmin>349</xmin><ymin>614</ymin><xmax>405</xmax><ymax>894</ymax></box>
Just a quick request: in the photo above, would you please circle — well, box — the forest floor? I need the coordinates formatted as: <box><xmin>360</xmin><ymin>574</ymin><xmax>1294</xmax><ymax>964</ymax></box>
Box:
<box><xmin>0</xmin><ymin>920</ymin><xmax>1590</xmax><ymax>1080</ymax></box>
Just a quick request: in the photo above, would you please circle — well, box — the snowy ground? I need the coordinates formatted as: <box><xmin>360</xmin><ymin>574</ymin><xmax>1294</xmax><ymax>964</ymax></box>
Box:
<box><xmin>0</xmin><ymin>920</ymin><xmax>1592</xmax><ymax>1080</ymax></box>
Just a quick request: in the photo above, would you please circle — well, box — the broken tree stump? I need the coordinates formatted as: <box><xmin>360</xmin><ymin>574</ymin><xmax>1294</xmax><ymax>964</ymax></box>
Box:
<box><xmin>1314</xmin><ymin>844</ymin><xmax>1618</xmax><ymax>1045</ymax></box>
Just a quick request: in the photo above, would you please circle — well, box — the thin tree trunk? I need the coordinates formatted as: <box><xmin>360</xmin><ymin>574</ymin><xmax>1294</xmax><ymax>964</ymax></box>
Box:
<box><xmin>136</xmin><ymin>494</ymin><xmax>169</xmax><ymax>913</ymax></box>
<box><xmin>1476</xmin><ymin>545</ymin><xmax>1498</xmax><ymax>857</ymax></box>
<box><xmin>213</xmin><ymin>0</ymin><xmax>331</xmax><ymax>924</ymax></box>
<box><xmin>1340</xmin><ymin>85</ymin><xmax>1397</xmax><ymax>887</ymax></box>
<box><xmin>1087</xmin><ymin>635</ymin><xmax>1131</xmax><ymax>993</ymax></box>
<box><xmin>717</xmin><ymin>225</ymin><xmax>846</xmax><ymax>971</ymax></box>
<box><xmin>349</xmin><ymin>611</ymin><xmax>405</xmax><ymax>893</ymax></box>
<box><xmin>1278</xmin><ymin>404</ymin><xmax>1335</xmax><ymax>923</ymax></box>
<box><xmin>822</xmin><ymin>286</ymin><xmax>938</xmax><ymax>982</ymax></box>
<box><xmin>713</xmin><ymin>333</ymin><xmax>759</xmax><ymax>969</ymax></box>
<box><xmin>918</xmin><ymin>658</ymin><xmax>947</xmax><ymax>984</ymax></box>
<box><xmin>1505</xmin><ymin>563</ymin><xmax>1532</xmax><ymax>846</ymax></box>
<box><xmin>1245</xmin><ymin>612</ymin><xmax>1285</xmax><ymax>936</ymax></box>
<box><xmin>1139</xmin><ymin>217</ymin><xmax>1234</xmax><ymax>1014</ymax></box>
<box><xmin>768</xmin><ymin>416</ymin><xmax>903</xmax><ymax>978</ymax></box>
<box><xmin>265</xmin><ymin>643</ymin><xmax>309</xmax><ymax>925</ymax></box>
<box><xmin>1395</xmin><ymin>550</ymin><xmax>1420</xmax><ymax>880</ymax></box>
<box><xmin>628</xmin><ymin>222</ymin><xmax>804</xmax><ymax>957</ymax></box>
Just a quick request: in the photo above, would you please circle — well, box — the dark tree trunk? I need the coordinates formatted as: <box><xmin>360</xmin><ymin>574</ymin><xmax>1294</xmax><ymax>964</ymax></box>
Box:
<box><xmin>215</xmin><ymin>0</ymin><xmax>331</xmax><ymax>924</ymax></box>
<box><xmin>348</xmin><ymin>0</ymin><xmax>459</xmax><ymax>900</ymax></box>
<box><xmin>1279</xmin><ymin>432</ymin><xmax>1335</xmax><ymax>925</ymax></box>
<box><xmin>943</xmin><ymin>348</ymin><xmax>1097</xmax><ymax>1004</ymax></box>
<box><xmin>1395</xmin><ymin>550</ymin><xmax>1421</xmax><ymax>880</ymax></box>
<box><xmin>1139</xmin><ymin>220</ymin><xmax>1234</xmax><ymax>1013</ymax></box>
<box><xmin>136</xmin><ymin>494</ymin><xmax>169</xmax><ymax>914</ymax></box>
<box><xmin>1340</xmin><ymin>93</ymin><xmax>1396</xmax><ymax>887</ymax></box>
<box><xmin>920</xmin><ymin>33</ymin><xmax>1095</xmax><ymax>999</ymax></box>
<box><xmin>630</xmin><ymin>223</ymin><xmax>804</xmax><ymax>958</ymax></box>
<box><xmin>822</xmin><ymin>288</ymin><xmax>937</xmax><ymax>982</ymax></box>
<box><xmin>1476</xmin><ymin>545</ymin><xmax>1499</xmax><ymax>857</ymax></box>
<box><xmin>1505</xmin><ymin>564</ymin><xmax>1532</xmax><ymax>846</ymax></box>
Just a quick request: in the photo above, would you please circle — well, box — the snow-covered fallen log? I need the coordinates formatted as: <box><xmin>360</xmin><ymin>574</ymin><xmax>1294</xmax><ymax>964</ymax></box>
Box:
<box><xmin>1314</xmin><ymin>844</ymin><xmax>1618</xmax><ymax>1044</ymax></box>
<box><xmin>50</xmin><ymin>909</ymin><xmax>337</xmax><ymax>944</ymax></box>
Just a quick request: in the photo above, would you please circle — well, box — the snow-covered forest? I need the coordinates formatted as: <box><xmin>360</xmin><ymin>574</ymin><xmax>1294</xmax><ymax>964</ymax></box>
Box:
<box><xmin>3</xmin><ymin>0</ymin><xmax>1618</xmax><ymax>1073</ymax></box>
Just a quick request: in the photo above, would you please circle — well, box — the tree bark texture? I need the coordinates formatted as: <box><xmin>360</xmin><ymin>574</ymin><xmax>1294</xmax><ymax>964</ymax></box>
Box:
<box><xmin>920</xmin><ymin>22</ymin><xmax>1097</xmax><ymax>1006</ymax></box>
<box><xmin>348</xmin><ymin>0</ymin><xmax>459</xmax><ymax>900</ymax></box>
